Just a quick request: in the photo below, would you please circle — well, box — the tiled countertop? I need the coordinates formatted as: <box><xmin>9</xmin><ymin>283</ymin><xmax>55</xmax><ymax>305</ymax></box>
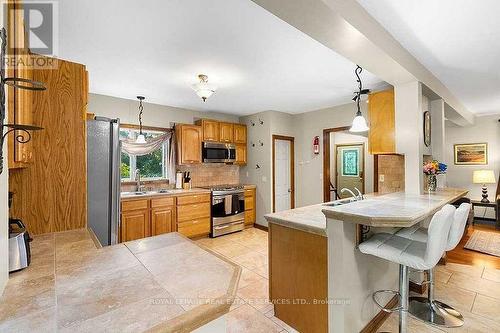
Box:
<box><xmin>121</xmin><ymin>188</ymin><xmax>211</xmax><ymax>200</ymax></box>
<box><xmin>0</xmin><ymin>230</ymin><xmax>241</xmax><ymax>332</ymax></box>
<box><xmin>264</xmin><ymin>188</ymin><xmax>468</xmax><ymax>235</ymax></box>
<box><xmin>264</xmin><ymin>203</ymin><xmax>328</xmax><ymax>237</ymax></box>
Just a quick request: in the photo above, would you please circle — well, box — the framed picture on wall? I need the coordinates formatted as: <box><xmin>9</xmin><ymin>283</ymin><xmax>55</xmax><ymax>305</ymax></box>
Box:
<box><xmin>454</xmin><ymin>143</ymin><xmax>488</xmax><ymax>165</ymax></box>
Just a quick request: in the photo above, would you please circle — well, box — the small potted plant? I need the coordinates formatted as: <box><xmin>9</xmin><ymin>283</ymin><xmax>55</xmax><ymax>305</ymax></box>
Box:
<box><xmin>423</xmin><ymin>160</ymin><xmax>447</xmax><ymax>192</ymax></box>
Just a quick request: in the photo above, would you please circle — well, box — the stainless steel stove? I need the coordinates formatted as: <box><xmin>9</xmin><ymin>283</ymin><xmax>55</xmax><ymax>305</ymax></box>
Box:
<box><xmin>202</xmin><ymin>184</ymin><xmax>245</xmax><ymax>237</ymax></box>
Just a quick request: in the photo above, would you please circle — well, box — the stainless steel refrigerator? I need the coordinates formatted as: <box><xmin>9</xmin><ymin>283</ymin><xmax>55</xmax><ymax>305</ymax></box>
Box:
<box><xmin>87</xmin><ymin>117</ymin><xmax>121</xmax><ymax>246</ymax></box>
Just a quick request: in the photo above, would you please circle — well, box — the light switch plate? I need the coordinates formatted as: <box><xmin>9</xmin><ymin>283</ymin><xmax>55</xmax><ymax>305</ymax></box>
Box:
<box><xmin>379</xmin><ymin>174</ymin><xmax>385</xmax><ymax>182</ymax></box>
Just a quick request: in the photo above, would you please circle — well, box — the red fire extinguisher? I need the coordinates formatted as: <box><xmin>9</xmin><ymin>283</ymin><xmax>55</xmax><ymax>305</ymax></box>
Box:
<box><xmin>313</xmin><ymin>136</ymin><xmax>320</xmax><ymax>155</ymax></box>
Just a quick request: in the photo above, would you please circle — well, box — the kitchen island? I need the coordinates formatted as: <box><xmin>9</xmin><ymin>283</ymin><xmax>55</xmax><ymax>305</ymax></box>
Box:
<box><xmin>0</xmin><ymin>229</ymin><xmax>240</xmax><ymax>332</ymax></box>
<box><xmin>265</xmin><ymin>188</ymin><xmax>467</xmax><ymax>333</ymax></box>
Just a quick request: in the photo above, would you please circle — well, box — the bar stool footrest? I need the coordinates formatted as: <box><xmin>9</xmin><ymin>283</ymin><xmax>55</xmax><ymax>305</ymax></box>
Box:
<box><xmin>372</xmin><ymin>289</ymin><xmax>402</xmax><ymax>313</ymax></box>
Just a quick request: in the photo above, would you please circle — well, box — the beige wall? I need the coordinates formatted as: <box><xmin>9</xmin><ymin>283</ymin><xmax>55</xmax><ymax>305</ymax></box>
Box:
<box><xmin>445</xmin><ymin>115</ymin><xmax>500</xmax><ymax>219</ymax></box>
<box><xmin>88</xmin><ymin>93</ymin><xmax>239</xmax><ymax>127</ymax></box>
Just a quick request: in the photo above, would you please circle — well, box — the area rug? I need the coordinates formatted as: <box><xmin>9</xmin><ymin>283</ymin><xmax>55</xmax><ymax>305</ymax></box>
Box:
<box><xmin>464</xmin><ymin>230</ymin><xmax>500</xmax><ymax>257</ymax></box>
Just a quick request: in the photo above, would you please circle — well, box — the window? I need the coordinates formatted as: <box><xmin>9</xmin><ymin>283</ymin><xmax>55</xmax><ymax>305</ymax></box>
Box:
<box><xmin>120</xmin><ymin>128</ymin><xmax>169</xmax><ymax>181</ymax></box>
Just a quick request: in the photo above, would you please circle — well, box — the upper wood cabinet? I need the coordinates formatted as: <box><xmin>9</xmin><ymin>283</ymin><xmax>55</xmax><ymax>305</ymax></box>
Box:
<box><xmin>176</xmin><ymin>124</ymin><xmax>202</xmax><ymax>165</ymax></box>
<box><xmin>233</xmin><ymin>124</ymin><xmax>247</xmax><ymax>144</ymax></box>
<box><xmin>235</xmin><ymin>144</ymin><xmax>247</xmax><ymax>165</ymax></box>
<box><xmin>196</xmin><ymin>119</ymin><xmax>220</xmax><ymax>142</ymax></box>
<box><xmin>219</xmin><ymin>122</ymin><xmax>234</xmax><ymax>143</ymax></box>
<box><xmin>368</xmin><ymin>89</ymin><xmax>395</xmax><ymax>154</ymax></box>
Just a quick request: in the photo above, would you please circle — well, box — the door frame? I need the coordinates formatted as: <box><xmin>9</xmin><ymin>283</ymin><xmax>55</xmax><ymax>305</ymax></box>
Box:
<box><xmin>272</xmin><ymin>135</ymin><xmax>295</xmax><ymax>213</ymax></box>
<box><xmin>322</xmin><ymin>126</ymin><xmax>350</xmax><ymax>202</ymax></box>
<box><xmin>334</xmin><ymin>143</ymin><xmax>366</xmax><ymax>196</ymax></box>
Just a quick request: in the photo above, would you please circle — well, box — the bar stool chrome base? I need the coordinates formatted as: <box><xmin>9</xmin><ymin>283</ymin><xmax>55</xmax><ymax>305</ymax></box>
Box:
<box><xmin>409</xmin><ymin>296</ymin><xmax>464</xmax><ymax>327</ymax></box>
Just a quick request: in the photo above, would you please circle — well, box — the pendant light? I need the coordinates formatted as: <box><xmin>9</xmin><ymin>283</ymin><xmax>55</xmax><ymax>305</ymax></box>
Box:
<box><xmin>192</xmin><ymin>74</ymin><xmax>216</xmax><ymax>102</ymax></box>
<box><xmin>349</xmin><ymin>65</ymin><xmax>370</xmax><ymax>133</ymax></box>
<box><xmin>136</xmin><ymin>96</ymin><xmax>147</xmax><ymax>144</ymax></box>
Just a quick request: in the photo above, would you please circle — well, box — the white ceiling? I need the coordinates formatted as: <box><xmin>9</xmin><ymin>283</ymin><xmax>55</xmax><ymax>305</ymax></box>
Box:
<box><xmin>58</xmin><ymin>0</ymin><xmax>384</xmax><ymax>116</ymax></box>
<box><xmin>356</xmin><ymin>0</ymin><xmax>500</xmax><ymax>115</ymax></box>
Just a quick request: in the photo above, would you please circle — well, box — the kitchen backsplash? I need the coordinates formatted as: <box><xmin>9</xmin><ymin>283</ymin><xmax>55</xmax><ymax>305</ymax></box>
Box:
<box><xmin>121</xmin><ymin>179</ymin><xmax>169</xmax><ymax>192</ymax></box>
<box><xmin>377</xmin><ymin>154</ymin><xmax>405</xmax><ymax>194</ymax></box>
<box><xmin>177</xmin><ymin>164</ymin><xmax>240</xmax><ymax>187</ymax></box>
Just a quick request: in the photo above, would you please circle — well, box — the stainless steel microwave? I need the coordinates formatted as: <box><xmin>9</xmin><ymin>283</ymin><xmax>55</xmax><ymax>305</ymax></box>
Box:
<box><xmin>202</xmin><ymin>142</ymin><xmax>236</xmax><ymax>163</ymax></box>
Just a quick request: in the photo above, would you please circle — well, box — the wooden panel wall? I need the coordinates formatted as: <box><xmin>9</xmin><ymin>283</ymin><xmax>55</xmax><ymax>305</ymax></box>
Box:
<box><xmin>9</xmin><ymin>57</ymin><xmax>88</xmax><ymax>234</ymax></box>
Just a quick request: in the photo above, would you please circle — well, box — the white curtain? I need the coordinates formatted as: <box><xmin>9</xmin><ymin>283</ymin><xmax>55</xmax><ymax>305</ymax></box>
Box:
<box><xmin>121</xmin><ymin>130</ymin><xmax>177</xmax><ymax>183</ymax></box>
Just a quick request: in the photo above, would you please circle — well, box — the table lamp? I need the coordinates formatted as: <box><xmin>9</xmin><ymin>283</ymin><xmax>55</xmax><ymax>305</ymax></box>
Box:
<box><xmin>473</xmin><ymin>170</ymin><xmax>496</xmax><ymax>203</ymax></box>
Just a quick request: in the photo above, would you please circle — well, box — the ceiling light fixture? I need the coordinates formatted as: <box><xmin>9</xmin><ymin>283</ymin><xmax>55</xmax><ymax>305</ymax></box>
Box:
<box><xmin>136</xmin><ymin>96</ymin><xmax>147</xmax><ymax>144</ymax></box>
<box><xmin>192</xmin><ymin>74</ymin><xmax>216</xmax><ymax>102</ymax></box>
<box><xmin>349</xmin><ymin>65</ymin><xmax>370</xmax><ymax>133</ymax></box>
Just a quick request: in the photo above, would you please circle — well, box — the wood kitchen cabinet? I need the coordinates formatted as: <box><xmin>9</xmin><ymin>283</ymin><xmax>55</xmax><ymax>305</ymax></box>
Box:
<box><xmin>176</xmin><ymin>193</ymin><xmax>211</xmax><ymax>238</ymax></box>
<box><xmin>233</xmin><ymin>124</ymin><xmax>247</xmax><ymax>144</ymax></box>
<box><xmin>368</xmin><ymin>89</ymin><xmax>395</xmax><ymax>154</ymax></box>
<box><xmin>244</xmin><ymin>188</ymin><xmax>256</xmax><ymax>226</ymax></box>
<box><xmin>235</xmin><ymin>144</ymin><xmax>247</xmax><ymax>165</ymax></box>
<box><xmin>121</xmin><ymin>199</ymin><xmax>150</xmax><ymax>242</ymax></box>
<box><xmin>196</xmin><ymin>119</ymin><xmax>220</xmax><ymax>142</ymax></box>
<box><xmin>151</xmin><ymin>197</ymin><xmax>175</xmax><ymax>236</ymax></box>
<box><xmin>219</xmin><ymin>122</ymin><xmax>234</xmax><ymax>143</ymax></box>
<box><xmin>176</xmin><ymin>124</ymin><xmax>202</xmax><ymax>165</ymax></box>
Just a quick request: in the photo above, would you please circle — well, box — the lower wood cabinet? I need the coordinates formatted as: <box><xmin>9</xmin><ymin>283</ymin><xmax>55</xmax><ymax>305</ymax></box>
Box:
<box><xmin>176</xmin><ymin>193</ymin><xmax>211</xmax><ymax>238</ymax></box>
<box><xmin>151</xmin><ymin>206</ymin><xmax>175</xmax><ymax>236</ymax></box>
<box><xmin>244</xmin><ymin>188</ymin><xmax>256</xmax><ymax>226</ymax></box>
<box><xmin>120</xmin><ymin>197</ymin><xmax>175</xmax><ymax>242</ymax></box>
<box><xmin>121</xmin><ymin>209</ymin><xmax>150</xmax><ymax>242</ymax></box>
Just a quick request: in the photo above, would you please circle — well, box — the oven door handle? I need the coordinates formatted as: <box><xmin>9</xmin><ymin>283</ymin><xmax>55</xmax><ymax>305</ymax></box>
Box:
<box><xmin>212</xmin><ymin>190</ymin><xmax>245</xmax><ymax>197</ymax></box>
<box><xmin>214</xmin><ymin>224</ymin><xmax>231</xmax><ymax>230</ymax></box>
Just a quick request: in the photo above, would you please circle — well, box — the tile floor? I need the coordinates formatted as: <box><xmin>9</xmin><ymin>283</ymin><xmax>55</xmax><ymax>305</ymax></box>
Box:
<box><xmin>197</xmin><ymin>227</ymin><xmax>500</xmax><ymax>333</ymax></box>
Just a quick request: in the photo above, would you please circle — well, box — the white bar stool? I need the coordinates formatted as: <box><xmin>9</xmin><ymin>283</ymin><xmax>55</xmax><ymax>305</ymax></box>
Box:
<box><xmin>395</xmin><ymin>203</ymin><xmax>471</xmax><ymax>327</ymax></box>
<box><xmin>358</xmin><ymin>204</ymin><xmax>456</xmax><ymax>333</ymax></box>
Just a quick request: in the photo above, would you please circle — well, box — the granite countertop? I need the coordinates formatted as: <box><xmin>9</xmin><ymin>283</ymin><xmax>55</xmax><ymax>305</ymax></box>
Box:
<box><xmin>0</xmin><ymin>230</ymin><xmax>241</xmax><ymax>332</ymax></box>
<box><xmin>322</xmin><ymin>188</ymin><xmax>468</xmax><ymax>227</ymax></box>
<box><xmin>121</xmin><ymin>188</ymin><xmax>211</xmax><ymax>200</ymax></box>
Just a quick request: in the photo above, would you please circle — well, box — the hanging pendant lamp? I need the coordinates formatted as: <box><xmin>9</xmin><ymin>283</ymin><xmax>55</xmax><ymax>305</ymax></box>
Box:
<box><xmin>136</xmin><ymin>96</ymin><xmax>147</xmax><ymax>144</ymax></box>
<box><xmin>192</xmin><ymin>74</ymin><xmax>216</xmax><ymax>102</ymax></box>
<box><xmin>349</xmin><ymin>65</ymin><xmax>370</xmax><ymax>133</ymax></box>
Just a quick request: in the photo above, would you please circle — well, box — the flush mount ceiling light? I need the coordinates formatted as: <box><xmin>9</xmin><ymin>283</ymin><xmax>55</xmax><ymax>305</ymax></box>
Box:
<box><xmin>136</xmin><ymin>96</ymin><xmax>147</xmax><ymax>144</ymax></box>
<box><xmin>349</xmin><ymin>65</ymin><xmax>370</xmax><ymax>133</ymax></box>
<box><xmin>192</xmin><ymin>74</ymin><xmax>216</xmax><ymax>102</ymax></box>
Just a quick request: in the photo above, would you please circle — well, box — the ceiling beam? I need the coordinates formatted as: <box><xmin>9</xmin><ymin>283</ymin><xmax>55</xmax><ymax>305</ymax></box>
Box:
<box><xmin>250</xmin><ymin>0</ymin><xmax>475</xmax><ymax>125</ymax></box>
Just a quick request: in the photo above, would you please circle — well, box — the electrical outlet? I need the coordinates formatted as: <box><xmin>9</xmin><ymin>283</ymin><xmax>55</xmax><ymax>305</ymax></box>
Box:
<box><xmin>246</xmin><ymin>171</ymin><xmax>249</xmax><ymax>177</ymax></box>
<box><xmin>379</xmin><ymin>174</ymin><xmax>385</xmax><ymax>182</ymax></box>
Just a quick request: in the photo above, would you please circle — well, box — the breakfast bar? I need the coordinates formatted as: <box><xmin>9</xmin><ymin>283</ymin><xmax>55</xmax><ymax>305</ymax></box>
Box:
<box><xmin>265</xmin><ymin>188</ymin><xmax>468</xmax><ymax>333</ymax></box>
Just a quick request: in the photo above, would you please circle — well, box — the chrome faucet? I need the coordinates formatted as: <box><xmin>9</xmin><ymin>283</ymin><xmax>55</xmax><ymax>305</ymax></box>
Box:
<box><xmin>354</xmin><ymin>187</ymin><xmax>364</xmax><ymax>200</ymax></box>
<box><xmin>340</xmin><ymin>188</ymin><xmax>357</xmax><ymax>200</ymax></box>
<box><xmin>134</xmin><ymin>169</ymin><xmax>144</xmax><ymax>192</ymax></box>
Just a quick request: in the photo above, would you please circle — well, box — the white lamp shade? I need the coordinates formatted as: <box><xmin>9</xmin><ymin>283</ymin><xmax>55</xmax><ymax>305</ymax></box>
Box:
<box><xmin>135</xmin><ymin>134</ymin><xmax>147</xmax><ymax>144</ymax></box>
<box><xmin>349</xmin><ymin>114</ymin><xmax>369</xmax><ymax>132</ymax></box>
<box><xmin>472</xmin><ymin>170</ymin><xmax>496</xmax><ymax>184</ymax></box>
<box><xmin>192</xmin><ymin>82</ymin><xmax>216</xmax><ymax>101</ymax></box>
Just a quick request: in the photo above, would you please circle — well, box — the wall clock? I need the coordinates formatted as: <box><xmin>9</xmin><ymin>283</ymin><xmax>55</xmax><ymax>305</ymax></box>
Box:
<box><xmin>423</xmin><ymin>111</ymin><xmax>431</xmax><ymax>147</ymax></box>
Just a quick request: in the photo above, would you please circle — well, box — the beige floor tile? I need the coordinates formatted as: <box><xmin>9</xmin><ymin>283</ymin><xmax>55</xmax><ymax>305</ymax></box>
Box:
<box><xmin>253</xmin><ymin>264</ymin><xmax>269</xmax><ymax>279</ymax></box>
<box><xmin>378</xmin><ymin>312</ymin><xmax>445</xmax><ymax>332</ymax></box>
<box><xmin>238</xmin><ymin>268</ymin><xmax>265</xmax><ymax>290</ymax></box>
<box><xmin>434</xmin><ymin>267</ymin><xmax>452</xmax><ymax>284</ymax></box>
<box><xmin>125</xmin><ymin>232</ymin><xmax>185</xmax><ymax>254</ymax></box>
<box><xmin>233</xmin><ymin>251</ymin><xmax>268</xmax><ymax>271</ymax></box>
<box><xmin>434</xmin><ymin>281</ymin><xmax>476</xmax><ymax>313</ymax></box>
<box><xmin>226</xmin><ymin>304</ymin><xmax>283</xmax><ymax>333</ymax></box>
<box><xmin>482</xmin><ymin>267</ymin><xmax>500</xmax><ymax>283</ymax></box>
<box><xmin>448</xmin><ymin>271</ymin><xmax>500</xmax><ymax>300</ymax></box>
<box><xmin>440</xmin><ymin>309</ymin><xmax>500</xmax><ymax>332</ymax></box>
<box><xmin>471</xmin><ymin>294</ymin><xmax>500</xmax><ymax>323</ymax></box>
<box><xmin>270</xmin><ymin>315</ymin><xmax>300</xmax><ymax>333</ymax></box>
<box><xmin>230</xmin><ymin>296</ymin><xmax>246</xmax><ymax>312</ymax></box>
<box><xmin>211</xmin><ymin>242</ymin><xmax>253</xmax><ymax>259</ymax></box>
<box><xmin>8</xmin><ymin>253</ymin><xmax>54</xmax><ymax>285</ymax></box>
<box><xmin>237</xmin><ymin>278</ymin><xmax>270</xmax><ymax>311</ymax></box>
<box><xmin>195</xmin><ymin>236</ymin><xmax>238</xmax><ymax>249</ymax></box>
<box><xmin>440</xmin><ymin>262</ymin><xmax>485</xmax><ymax>278</ymax></box>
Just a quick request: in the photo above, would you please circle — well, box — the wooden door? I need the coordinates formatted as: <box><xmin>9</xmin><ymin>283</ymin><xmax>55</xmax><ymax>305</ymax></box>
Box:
<box><xmin>233</xmin><ymin>124</ymin><xmax>247</xmax><ymax>144</ymax></box>
<box><xmin>201</xmin><ymin>120</ymin><xmax>220</xmax><ymax>142</ymax></box>
<box><xmin>151</xmin><ymin>207</ymin><xmax>175</xmax><ymax>236</ymax></box>
<box><xmin>121</xmin><ymin>209</ymin><xmax>150</xmax><ymax>242</ymax></box>
<box><xmin>219</xmin><ymin>123</ymin><xmax>234</xmax><ymax>142</ymax></box>
<box><xmin>235</xmin><ymin>144</ymin><xmax>247</xmax><ymax>165</ymax></box>
<box><xmin>178</xmin><ymin>125</ymin><xmax>202</xmax><ymax>164</ymax></box>
<box><xmin>368</xmin><ymin>89</ymin><xmax>395</xmax><ymax>154</ymax></box>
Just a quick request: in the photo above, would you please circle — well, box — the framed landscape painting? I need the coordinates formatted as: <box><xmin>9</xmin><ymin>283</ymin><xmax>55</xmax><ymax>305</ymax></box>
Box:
<box><xmin>454</xmin><ymin>143</ymin><xmax>488</xmax><ymax>165</ymax></box>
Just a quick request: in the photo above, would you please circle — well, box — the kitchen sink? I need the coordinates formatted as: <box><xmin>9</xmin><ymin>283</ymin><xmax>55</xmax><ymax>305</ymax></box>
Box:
<box><xmin>121</xmin><ymin>191</ymin><xmax>147</xmax><ymax>196</ymax></box>
<box><xmin>323</xmin><ymin>198</ymin><xmax>356</xmax><ymax>207</ymax></box>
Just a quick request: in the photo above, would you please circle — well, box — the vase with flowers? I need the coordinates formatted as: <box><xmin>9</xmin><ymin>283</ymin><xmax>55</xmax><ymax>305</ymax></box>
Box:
<box><xmin>423</xmin><ymin>160</ymin><xmax>447</xmax><ymax>192</ymax></box>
